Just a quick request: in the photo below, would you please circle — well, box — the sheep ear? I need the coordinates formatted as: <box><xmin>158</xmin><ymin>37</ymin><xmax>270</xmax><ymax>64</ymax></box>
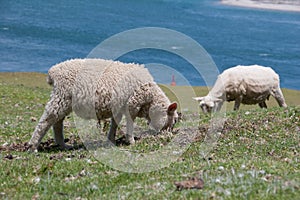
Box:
<box><xmin>214</xmin><ymin>99</ymin><xmax>223</xmax><ymax>103</ymax></box>
<box><xmin>167</xmin><ymin>102</ymin><xmax>177</xmax><ymax>114</ymax></box>
<box><xmin>193</xmin><ymin>97</ymin><xmax>204</xmax><ymax>101</ymax></box>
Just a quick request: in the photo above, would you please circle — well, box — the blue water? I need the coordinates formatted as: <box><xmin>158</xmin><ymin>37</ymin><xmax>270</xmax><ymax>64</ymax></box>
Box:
<box><xmin>1</xmin><ymin>0</ymin><xmax>300</xmax><ymax>89</ymax></box>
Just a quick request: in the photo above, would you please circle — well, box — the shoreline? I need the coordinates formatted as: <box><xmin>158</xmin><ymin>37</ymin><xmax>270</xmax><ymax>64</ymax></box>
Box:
<box><xmin>221</xmin><ymin>0</ymin><xmax>300</xmax><ymax>12</ymax></box>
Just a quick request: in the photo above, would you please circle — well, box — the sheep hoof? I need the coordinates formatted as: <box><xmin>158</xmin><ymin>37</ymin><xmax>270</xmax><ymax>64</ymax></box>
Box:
<box><xmin>59</xmin><ymin>144</ymin><xmax>73</xmax><ymax>150</ymax></box>
<box><xmin>126</xmin><ymin>138</ymin><xmax>135</xmax><ymax>145</ymax></box>
<box><xmin>27</xmin><ymin>147</ymin><xmax>38</xmax><ymax>153</ymax></box>
<box><xmin>27</xmin><ymin>143</ymin><xmax>39</xmax><ymax>153</ymax></box>
<box><xmin>107</xmin><ymin>138</ymin><xmax>116</xmax><ymax>146</ymax></box>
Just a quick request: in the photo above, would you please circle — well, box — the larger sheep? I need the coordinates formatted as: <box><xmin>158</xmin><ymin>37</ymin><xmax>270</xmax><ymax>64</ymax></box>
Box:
<box><xmin>29</xmin><ymin>59</ymin><xmax>178</xmax><ymax>150</ymax></box>
<box><xmin>194</xmin><ymin>65</ymin><xmax>287</xmax><ymax>113</ymax></box>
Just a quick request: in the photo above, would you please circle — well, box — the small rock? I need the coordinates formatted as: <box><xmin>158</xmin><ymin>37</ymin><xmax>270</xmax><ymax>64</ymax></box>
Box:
<box><xmin>2</xmin><ymin>142</ymin><xmax>9</xmax><ymax>147</ymax></box>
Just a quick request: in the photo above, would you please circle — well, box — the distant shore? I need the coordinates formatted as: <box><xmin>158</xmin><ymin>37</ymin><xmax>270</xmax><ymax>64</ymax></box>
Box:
<box><xmin>221</xmin><ymin>0</ymin><xmax>300</xmax><ymax>12</ymax></box>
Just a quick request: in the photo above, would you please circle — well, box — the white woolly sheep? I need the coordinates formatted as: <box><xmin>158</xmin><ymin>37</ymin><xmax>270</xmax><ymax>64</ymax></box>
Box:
<box><xmin>194</xmin><ymin>65</ymin><xmax>287</xmax><ymax>113</ymax></box>
<box><xmin>29</xmin><ymin>58</ymin><xmax>178</xmax><ymax>150</ymax></box>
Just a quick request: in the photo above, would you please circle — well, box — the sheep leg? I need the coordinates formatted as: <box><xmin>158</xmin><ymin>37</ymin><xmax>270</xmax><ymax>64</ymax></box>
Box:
<box><xmin>28</xmin><ymin>109</ymin><xmax>57</xmax><ymax>150</ymax></box>
<box><xmin>107</xmin><ymin>118</ymin><xmax>118</xmax><ymax>145</ymax></box>
<box><xmin>29</xmin><ymin>96</ymin><xmax>71</xmax><ymax>151</ymax></box>
<box><xmin>53</xmin><ymin>118</ymin><xmax>72</xmax><ymax>149</ymax></box>
<box><xmin>272</xmin><ymin>88</ymin><xmax>287</xmax><ymax>108</ymax></box>
<box><xmin>214</xmin><ymin>101</ymin><xmax>224</xmax><ymax>112</ymax></box>
<box><xmin>258</xmin><ymin>102</ymin><xmax>267</xmax><ymax>109</ymax></box>
<box><xmin>126</xmin><ymin>116</ymin><xmax>135</xmax><ymax>145</ymax></box>
<box><xmin>125</xmin><ymin>111</ymin><xmax>135</xmax><ymax>145</ymax></box>
<box><xmin>233</xmin><ymin>97</ymin><xmax>242</xmax><ymax>111</ymax></box>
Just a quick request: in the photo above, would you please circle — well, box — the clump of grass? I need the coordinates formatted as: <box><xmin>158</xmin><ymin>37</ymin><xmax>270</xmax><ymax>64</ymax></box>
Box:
<box><xmin>0</xmin><ymin>72</ymin><xmax>299</xmax><ymax>199</ymax></box>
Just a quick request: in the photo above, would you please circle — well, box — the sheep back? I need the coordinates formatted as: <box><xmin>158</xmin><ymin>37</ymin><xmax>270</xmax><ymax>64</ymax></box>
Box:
<box><xmin>47</xmin><ymin>58</ymin><xmax>155</xmax><ymax>120</ymax></box>
<box><xmin>210</xmin><ymin>65</ymin><xmax>281</xmax><ymax>104</ymax></box>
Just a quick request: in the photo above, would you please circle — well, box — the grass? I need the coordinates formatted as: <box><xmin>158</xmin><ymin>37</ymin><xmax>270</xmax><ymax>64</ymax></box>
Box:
<box><xmin>0</xmin><ymin>72</ymin><xmax>299</xmax><ymax>199</ymax></box>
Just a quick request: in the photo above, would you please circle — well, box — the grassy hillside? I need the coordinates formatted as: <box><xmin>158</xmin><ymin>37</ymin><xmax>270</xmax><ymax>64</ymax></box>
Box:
<box><xmin>1</xmin><ymin>72</ymin><xmax>299</xmax><ymax>111</ymax></box>
<box><xmin>0</xmin><ymin>72</ymin><xmax>299</xmax><ymax>199</ymax></box>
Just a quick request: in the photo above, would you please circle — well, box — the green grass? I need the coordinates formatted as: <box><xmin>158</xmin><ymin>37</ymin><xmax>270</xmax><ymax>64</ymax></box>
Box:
<box><xmin>0</xmin><ymin>72</ymin><xmax>299</xmax><ymax>199</ymax></box>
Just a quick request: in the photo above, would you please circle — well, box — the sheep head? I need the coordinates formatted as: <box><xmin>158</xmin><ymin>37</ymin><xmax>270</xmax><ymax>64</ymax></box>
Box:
<box><xmin>193</xmin><ymin>96</ymin><xmax>218</xmax><ymax>113</ymax></box>
<box><xmin>162</xmin><ymin>102</ymin><xmax>178</xmax><ymax>131</ymax></box>
<box><xmin>149</xmin><ymin>102</ymin><xmax>178</xmax><ymax>132</ymax></box>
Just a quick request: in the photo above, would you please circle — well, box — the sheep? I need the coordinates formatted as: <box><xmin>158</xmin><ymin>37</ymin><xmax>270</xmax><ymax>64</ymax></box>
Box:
<box><xmin>193</xmin><ymin>65</ymin><xmax>287</xmax><ymax>113</ymax></box>
<box><xmin>28</xmin><ymin>58</ymin><xmax>178</xmax><ymax>150</ymax></box>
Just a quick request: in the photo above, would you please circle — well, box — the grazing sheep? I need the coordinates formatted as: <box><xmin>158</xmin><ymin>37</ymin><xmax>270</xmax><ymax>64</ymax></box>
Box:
<box><xmin>29</xmin><ymin>58</ymin><xmax>178</xmax><ymax>150</ymax></box>
<box><xmin>193</xmin><ymin>65</ymin><xmax>287</xmax><ymax>113</ymax></box>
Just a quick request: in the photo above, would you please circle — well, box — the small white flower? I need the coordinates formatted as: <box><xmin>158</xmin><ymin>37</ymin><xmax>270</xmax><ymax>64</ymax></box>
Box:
<box><xmin>238</xmin><ymin>173</ymin><xmax>244</xmax><ymax>178</ymax></box>
<box><xmin>90</xmin><ymin>184</ymin><xmax>98</xmax><ymax>190</ymax></box>
<box><xmin>172</xmin><ymin>151</ymin><xmax>180</xmax><ymax>155</ymax></box>
<box><xmin>247</xmin><ymin>170</ymin><xmax>256</xmax><ymax>178</ymax></box>
<box><xmin>224</xmin><ymin>189</ymin><xmax>231</xmax><ymax>196</ymax></box>
<box><xmin>32</xmin><ymin>177</ymin><xmax>40</xmax><ymax>184</ymax></box>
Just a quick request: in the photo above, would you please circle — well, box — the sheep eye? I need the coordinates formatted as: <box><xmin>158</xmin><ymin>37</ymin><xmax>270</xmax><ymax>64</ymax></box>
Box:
<box><xmin>207</xmin><ymin>107</ymin><xmax>211</xmax><ymax>112</ymax></box>
<box><xmin>174</xmin><ymin>117</ymin><xmax>178</xmax><ymax>124</ymax></box>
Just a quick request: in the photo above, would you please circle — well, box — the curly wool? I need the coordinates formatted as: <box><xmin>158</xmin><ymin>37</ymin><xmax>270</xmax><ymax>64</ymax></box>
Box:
<box><xmin>194</xmin><ymin>65</ymin><xmax>287</xmax><ymax>112</ymax></box>
<box><xmin>29</xmin><ymin>58</ymin><xmax>177</xmax><ymax>150</ymax></box>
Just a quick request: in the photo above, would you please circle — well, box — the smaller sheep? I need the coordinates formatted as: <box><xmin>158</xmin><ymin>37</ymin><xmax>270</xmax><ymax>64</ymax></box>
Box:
<box><xmin>194</xmin><ymin>65</ymin><xmax>287</xmax><ymax>113</ymax></box>
<box><xmin>29</xmin><ymin>59</ymin><xmax>178</xmax><ymax>150</ymax></box>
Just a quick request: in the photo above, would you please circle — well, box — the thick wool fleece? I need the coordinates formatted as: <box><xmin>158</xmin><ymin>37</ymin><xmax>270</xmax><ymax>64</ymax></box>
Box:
<box><xmin>194</xmin><ymin>65</ymin><xmax>287</xmax><ymax>112</ymax></box>
<box><xmin>29</xmin><ymin>59</ymin><xmax>177</xmax><ymax>150</ymax></box>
